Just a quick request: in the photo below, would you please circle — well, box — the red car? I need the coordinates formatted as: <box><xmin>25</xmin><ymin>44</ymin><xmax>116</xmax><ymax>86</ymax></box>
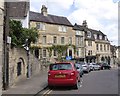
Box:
<box><xmin>48</xmin><ymin>62</ymin><xmax>80</xmax><ymax>89</ymax></box>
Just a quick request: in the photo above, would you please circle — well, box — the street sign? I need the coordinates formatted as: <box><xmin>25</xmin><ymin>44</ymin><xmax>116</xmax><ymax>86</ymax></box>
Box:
<box><xmin>66</xmin><ymin>56</ymin><xmax>72</xmax><ymax>60</ymax></box>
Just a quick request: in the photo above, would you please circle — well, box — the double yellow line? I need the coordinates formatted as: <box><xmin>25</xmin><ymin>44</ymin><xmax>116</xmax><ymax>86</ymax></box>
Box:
<box><xmin>42</xmin><ymin>89</ymin><xmax>52</xmax><ymax>96</ymax></box>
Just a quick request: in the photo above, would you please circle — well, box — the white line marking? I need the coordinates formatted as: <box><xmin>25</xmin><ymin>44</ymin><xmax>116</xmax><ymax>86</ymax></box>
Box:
<box><xmin>43</xmin><ymin>89</ymin><xmax>50</xmax><ymax>95</ymax></box>
<box><xmin>47</xmin><ymin>90</ymin><xmax>52</xmax><ymax>94</ymax></box>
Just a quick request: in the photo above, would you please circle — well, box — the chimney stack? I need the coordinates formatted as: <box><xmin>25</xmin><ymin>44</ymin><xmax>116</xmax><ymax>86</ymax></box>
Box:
<box><xmin>41</xmin><ymin>5</ymin><xmax>47</xmax><ymax>16</ymax></box>
<box><xmin>82</xmin><ymin>20</ymin><xmax>88</xmax><ymax>27</ymax></box>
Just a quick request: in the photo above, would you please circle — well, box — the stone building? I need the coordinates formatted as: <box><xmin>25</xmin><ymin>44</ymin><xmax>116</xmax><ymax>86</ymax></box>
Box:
<box><xmin>0</xmin><ymin>0</ymin><xmax>4</xmax><ymax>92</ymax></box>
<box><xmin>73</xmin><ymin>23</ymin><xmax>85</xmax><ymax>62</ymax></box>
<box><xmin>2</xmin><ymin>1</ymin><xmax>42</xmax><ymax>89</ymax></box>
<box><xmin>75</xmin><ymin>21</ymin><xmax>111</xmax><ymax>64</ymax></box>
<box><xmin>29</xmin><ymin>5</ymin><xmax>76</xmax><ymax>63</ymax></box>
<box><xmin>110</xmin><ymin>45</ymin><xmax>118</xmax><ymax>66</ymax></box>
<box><xmin>9</xmin><ymin>1</ymin><xmax>29</xmax><ymax>28</ymax></box>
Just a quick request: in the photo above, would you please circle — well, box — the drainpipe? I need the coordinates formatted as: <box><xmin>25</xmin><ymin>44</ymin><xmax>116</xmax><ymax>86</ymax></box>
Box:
<box><xmin>3</xmin><ymin>2</ymin><xmax>10</xmax><ymax>90</ymax></box>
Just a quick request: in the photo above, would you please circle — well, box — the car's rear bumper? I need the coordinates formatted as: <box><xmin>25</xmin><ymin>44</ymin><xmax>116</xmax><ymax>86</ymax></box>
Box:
<box><xmin>94</xmin><ymin>67</ymin><xmax>100</xmax><ymax>70</ymax></box>
<box><xmin>48</xmin><ymin>78</ymin><xmax>76</xmax><ymax>86</ymax></box>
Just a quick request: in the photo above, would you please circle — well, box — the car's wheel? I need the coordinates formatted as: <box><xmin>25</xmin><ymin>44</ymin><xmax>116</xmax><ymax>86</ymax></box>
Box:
<box><xmin>74</xmin><ymin>80</ymin><xmax>80</xmax><ymax>89</ymax></box>
<box><xmin>80</xmin><ymin>74</ymin><xmax>82</xmax><ymax>77</ymax></box>
<box><xmin>48</xmin><ymin>85</ymin><xmax>53</xmax><ymax>89</ymax></box>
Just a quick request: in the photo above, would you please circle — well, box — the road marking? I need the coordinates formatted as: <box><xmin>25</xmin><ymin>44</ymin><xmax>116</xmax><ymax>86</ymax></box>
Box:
<box><xmin>47</xmin><ymin>90</ymin><xmax>52</xmax><ymax>94</ymax></box>
<box><xmin>42</xmin><ymin>89</ymin><xmax>52</xmax><ymax>96</ymax></box>
<box><xmin>43</xmin><ymin>89</ymin><xmax>50</xmax><ymax>95</ymax></box>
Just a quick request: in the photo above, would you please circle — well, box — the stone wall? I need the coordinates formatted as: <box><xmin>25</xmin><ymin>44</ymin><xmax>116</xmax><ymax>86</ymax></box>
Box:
<box><xmin>9</xmin><ymin>47</ymin><xmax>42</xmax><ymax>87</ymax></box>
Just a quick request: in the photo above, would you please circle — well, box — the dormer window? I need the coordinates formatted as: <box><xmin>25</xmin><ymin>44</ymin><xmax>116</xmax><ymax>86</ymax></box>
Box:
<box><xmin>99</xmin><ymin>35</ymin><xmax>102</xmax><ymax>40</ymax></box>
<box><xmin>76</xmin><ymin>30</ymin><xmax>82</xmax><ymax>36</ymax></box>
<box><xmin>94</xmin><ymin>34</ymin><xmax>97</xmax><ymax>39</ymax></box>
<box><xmin>105</xmin><ymin>36</ymin><xmax>107</xmax><ymax>40</ymax></box>
<box><xmin>87</xmin><ymin>31</ymin><xmax>91</xmax><ymax>38</ymax></box>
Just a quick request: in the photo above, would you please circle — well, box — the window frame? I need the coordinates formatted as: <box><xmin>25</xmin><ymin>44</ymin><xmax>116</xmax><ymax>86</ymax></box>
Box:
<box><xmin>43</xmin><ymin>36</ymin><xmax>46</xmax><ymax>44</ymax></box>
<box><xmin>87</xmin><ymin>31</ymin><xmax>91</xmax><ymax>38</ymax></box>
<box><xmin>43</xmin><ymin>49</ymin><xmax>47</xmax><ymax>58</ymax></box>
<box><xmin>61</xmin><ymin>37</ymin><xmax>65</xmax><ymax>44</ymax></box>
<box><xmin>36</xmin><ymin>22</ymin><xmax>46</xmax><ymax>30</ymax></box>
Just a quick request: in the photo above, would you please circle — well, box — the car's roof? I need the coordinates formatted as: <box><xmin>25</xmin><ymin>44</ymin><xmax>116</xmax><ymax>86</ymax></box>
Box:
<box><xmin>51</xmin><ymin>62</ymin><xmax>74</xmax><ymax>64</ymax></box>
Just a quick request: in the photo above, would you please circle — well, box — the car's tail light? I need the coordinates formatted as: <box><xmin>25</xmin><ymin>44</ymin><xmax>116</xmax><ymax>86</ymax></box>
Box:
<box><xmin>48</xmin><ymin>72</ymin><xmax>51</xmax><ymax>76</ymax></box>
<box><xmin>70</xmin><ymin>72</ymin><xmax>75</xmax><ymax>76</ymax></box>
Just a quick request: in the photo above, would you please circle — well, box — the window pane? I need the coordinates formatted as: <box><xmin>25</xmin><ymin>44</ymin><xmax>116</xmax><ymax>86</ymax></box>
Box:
<box><xmin>61</xmin><ymin>37</ymin><xmax>65</xmax><ymax>44</ymax></box>
<box><xmin>36</xmin><ymin>23</ymin><xmax>46</xmax><ymax>30</ymax></box>
<box><xmin>58</xmin><ymin>26</ymin><xmax>62</xmax><ymax>31</ymax></box>
<box><xmin>53</xmin><ymin>36</ymin><xmax>57</xmax><ymax>44</ymax></box>
<box><xmin>63</xmin><ymin>26</ymin><xmax>67</xmax><ymax>32</ymax></box>
<box><xmin>43</xmin><ymin>49</ymin><xmax>46</xmax><ymax>57</ymax></box>
<box><xmin>69</xmin><ymin>37</ymin><xmax>72</xmax><ymax>44</ymax></box>
<box><xmin>96</xmin><ymin>44</ymin><xmax>99</xmax><ymax>50</ymax></box>
<box><xmin>53</xmin><ymin>50</ymin><xmax>57</xmax><ymax>56</ymax></box>
<box><xmin>50</xmin><ymin>63</ymin><xmax>72</xmax><ymax>70</ymax></box>
<box><xmin>87</xmin><ymin>31</ymin><xmax>91</xmax><ymax>38</ymax></box>
<box><xmin>43</xmin><ymin>36</ymin><xmax>46</xmax><ymax>44</ymax></box>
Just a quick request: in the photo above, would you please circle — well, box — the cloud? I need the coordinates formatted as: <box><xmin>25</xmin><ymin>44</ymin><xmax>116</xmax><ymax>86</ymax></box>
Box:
<box><xmin>30</xmin><ymin>0</ymin><xmax>118</xmax><ymax>45</ymax></box>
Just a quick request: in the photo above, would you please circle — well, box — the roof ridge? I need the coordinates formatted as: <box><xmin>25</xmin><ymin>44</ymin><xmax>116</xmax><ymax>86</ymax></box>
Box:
<box><xmin>30</xmin><ymin>11</ymin><xmax>67</xmax><ymax>18</ymax></box>
<box><xmin>29</xmin><ymin>11</ymin><xmax>72</xmax><ymax>26</ymax></box>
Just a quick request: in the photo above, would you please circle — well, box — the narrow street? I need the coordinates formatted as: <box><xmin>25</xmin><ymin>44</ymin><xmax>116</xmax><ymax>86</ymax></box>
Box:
<box><xmin>38</xmin><ymin>68</ymin><xmax>118</xmax><ymax>95</ymax></box>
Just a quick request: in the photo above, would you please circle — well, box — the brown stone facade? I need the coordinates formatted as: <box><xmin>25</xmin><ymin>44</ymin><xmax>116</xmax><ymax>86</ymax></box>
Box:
<box><xmin>30</xmin><ymin>22</ymin><xmax>76</xmax><ymax>63</ymax></box>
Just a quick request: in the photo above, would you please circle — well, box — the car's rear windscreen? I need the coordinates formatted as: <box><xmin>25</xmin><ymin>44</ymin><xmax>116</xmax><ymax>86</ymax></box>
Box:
<box><xmin>50</xmin><ymin>63</ymin><xmax>72</xmax><ymax>70</ymax></box>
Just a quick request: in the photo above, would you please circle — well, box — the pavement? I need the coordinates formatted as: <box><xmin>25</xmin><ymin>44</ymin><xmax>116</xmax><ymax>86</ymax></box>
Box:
<box><xmin>2</xmin><ymin>69</ymin><xmax>48</xmax><ymax>95</ymax></box>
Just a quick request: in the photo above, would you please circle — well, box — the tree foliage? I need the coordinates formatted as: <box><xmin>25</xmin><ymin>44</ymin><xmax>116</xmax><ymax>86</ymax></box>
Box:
<box><xmin>46</xmin><ymin>44</ymin><xmax>76</xmax><ymax>62</ymax></box>
<box><xmin>9</xmin><ymin>20</ymin><xmax>39</xmax><ymax>47</ymax></box>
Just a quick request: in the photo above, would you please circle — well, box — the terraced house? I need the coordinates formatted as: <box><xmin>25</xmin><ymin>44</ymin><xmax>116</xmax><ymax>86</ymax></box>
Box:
<box><xmin>75</xmin><ymin>21</ymin><xmax>111</xmax><ymax>64</ymax></box>
<box><xmin>30</xmin><ymin>5</ymin><xmax>76</xmax><ymax>63</ymax></box>
<box><xmin>73</xmin><ymin>23</ymin><xmax>85</xmax><ymax>62</ymax></box>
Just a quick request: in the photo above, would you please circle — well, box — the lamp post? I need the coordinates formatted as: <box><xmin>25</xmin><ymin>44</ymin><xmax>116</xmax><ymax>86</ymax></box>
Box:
<box><xmin>24</xmin><ymin>38</ymin><xmax>31</xmax><ymax>78</ymax></box>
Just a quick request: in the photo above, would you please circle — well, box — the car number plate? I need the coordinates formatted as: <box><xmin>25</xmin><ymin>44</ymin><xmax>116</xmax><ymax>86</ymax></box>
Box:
<box><xmin>55</xmin><ymin>74</ymin><xmax>66</xmax><ymax>78</ymax></box>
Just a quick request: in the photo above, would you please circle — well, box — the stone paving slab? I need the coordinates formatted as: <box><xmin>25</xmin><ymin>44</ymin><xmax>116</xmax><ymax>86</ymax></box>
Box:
<box><xmin>2</xmin><ymin>70</ymin><xmax>48</xmax><ymax>95</ymax></box>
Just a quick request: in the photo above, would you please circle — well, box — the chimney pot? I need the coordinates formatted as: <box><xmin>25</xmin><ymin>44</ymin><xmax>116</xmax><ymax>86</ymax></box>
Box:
<box><xmin>41</xmin><ymin>5</ymin><xmax>47</xmax><ymax>16</ymax></box>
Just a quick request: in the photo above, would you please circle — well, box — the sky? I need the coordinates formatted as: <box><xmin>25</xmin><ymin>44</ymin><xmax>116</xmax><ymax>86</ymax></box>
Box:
<box><xmin>30</xmin><ymin>0</ymin><xmax>119</xmax><ymax>46</ymax></box>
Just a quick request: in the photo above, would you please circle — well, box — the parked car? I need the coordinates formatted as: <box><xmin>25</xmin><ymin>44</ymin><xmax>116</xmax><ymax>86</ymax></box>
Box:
<box><xmin>48</xmin><ymin>62</ymin><xmax>80</xmax><ymax>89</ymax></box>
<box><xmin>80</xmin><ymin>62</ymin><xmax>90</xmax><ymax>73</ymax></box>
<box><xmin>75</xmin><ymin>63</ymin><xmax>84</xmax><ymax>77</ymax></box>
<box><xmin>88</xmin><ymin>63</ymin><xmax>94</xmax><ymax>71</ymax></box>
<box><xmin>89</xmin><ymin>63</ymin><xmax>101</xmax><ymax>71</ymax></box>
<box><xmin>93</xmin><ymin>63</ymin><xmax>101</xmax><ymax>70</ymax></box>
<box><xmin>100</xmin><ymin>63</ymin><xmax>111</xmax><ymax>70</ymax></box>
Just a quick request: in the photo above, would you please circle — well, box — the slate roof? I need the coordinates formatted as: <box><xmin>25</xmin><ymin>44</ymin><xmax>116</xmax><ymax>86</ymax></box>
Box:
<box><xmin>29</xmin><ymin>11</ymin><xmax>73</xmax><ymax>27</ymax></box>
<box><xmin>73</xmin><ymin>23</ymin><xmax>84</xmax><ymax>31</ymax></box>
<box><xmin>73</xmin><ymin>23</ymin><xmax>107</xmax><ymax>41</ymax></box>
<box><xmin>9</xmin><ymin>2</ymin><xmax>29</xmax><ymax>18</ymax></box>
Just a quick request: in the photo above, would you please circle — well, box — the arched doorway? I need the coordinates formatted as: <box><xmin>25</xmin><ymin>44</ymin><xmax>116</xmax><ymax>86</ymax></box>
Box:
<box><xmin>17</xmin><ymin>57</ymin><xmax>25</xmax><ymax>77</ymax></box>
<box><xmin>69</xmin><ymin>50</ymin><xmax>72</xmax><ymax>58</ymax></box>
